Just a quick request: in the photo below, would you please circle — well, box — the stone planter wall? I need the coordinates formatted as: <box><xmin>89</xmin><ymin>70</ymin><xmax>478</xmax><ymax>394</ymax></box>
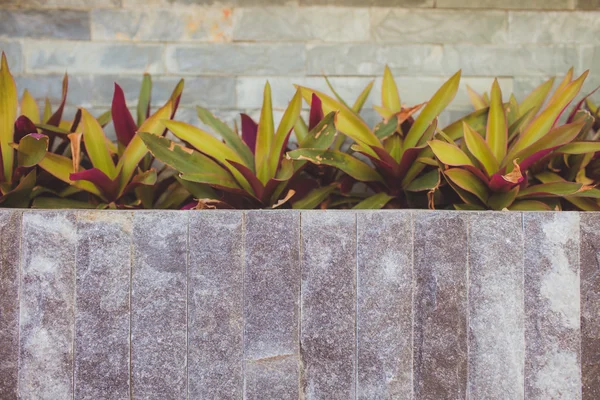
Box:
<box><xmin>0</xmin><ymin>209</ymin><xmax>598</xmax><ymax>399</ymax></box>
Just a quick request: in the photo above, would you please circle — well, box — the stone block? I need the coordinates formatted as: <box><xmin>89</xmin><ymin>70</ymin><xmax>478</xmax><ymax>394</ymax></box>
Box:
<box><xmin>0</xmin><ymin>41</ymin><xmax>22</xmax><ymax>73</ymax></box>
<box><xmin>438</xmin><ymin>0</ymin><xmax>572</xmax><ymax>8</ymax></box>
<box><xmin>0</xmin><ymin>211</ymin><xmax>22</xmax><ymax>399</ymax></box>
<box><xmin>188</xmin><ymin>211</ymin><xmax>244</xmax><ymax>399</ymax></box>
<box><xmin>413</xmin><ymin>212</ymin><xmax>468</xmax><ymax>399</ymax></box>
<box><xmin>524</xmin><ymin>213</ymin><xmax>581</xmax><ymax>399</ymax></box>
<box><xmin>74</xmin><ymin>211</ymin><xmax>132</xmax><ymax>399</ymax></box>
<box><xmin>0</xmin><ymin>9</ymin><xmax>90</xmax><ymax>40</ymax></box>
<box><xmin>19</xmin><ymin>211</ymin><xmax>77</xmax><ymax>399</ymax></box>
<box><xmin>371</xmin><ymin>9</ymin><xmax>507</xmax><ymax>44</ymax></box>
<box><xmin>580</xmin><ymin>213</ymin><xmax>600</xmax><ymax>399</ymax></box>
<box><xmin>357</xmin><ymin>211</ymin><xmax>413</xmax><ymax>399</ymax></box>
<box><xmin>468</xmin><ymin>212</ymin><xmax>524</xmax><ymax>399</ymax></box>
<box><xmin>131</xmin><ymin>211</ymin><xmax>188</xmax><ymax>398</ymax></box>
<box><xmin>166</xmin><ymin>43</ymin><xmax>305</xmax><ymax>75</ymax></box>
<box><xmin>509</xmin><ymin>11</ymin><xmax>600</xmax><ymax>44</ymax></box>
<box><xmin>300</xmin><ymin>211</ymin><xmax>356</xmax><ymax>399</ymax></box>
<box><xmin>233</xmin><ymin>7</ymin><xmax>369</xmax><ymax>42</ymax></box>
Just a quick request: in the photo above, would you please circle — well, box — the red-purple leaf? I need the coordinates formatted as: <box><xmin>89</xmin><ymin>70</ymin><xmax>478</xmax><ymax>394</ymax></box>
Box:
<box><xmin>227</xmin><ymin>159</ymin><xmax>264</xmax><ymax>199</ymax></box>
<box><xmin>46</xmin><ymin>73</ymin><xmax>68</xmax><ymax>127</ymax></box>
<box><xmin>309</xmin><ymin>93</ymin><xmax>324</xmax><ymax>131</ymax></box>
<box><xmin>241</xmin><ymin>113</ymin><xmax>258</xmax><ymax>154</ymax></box>
<box><xmin>519</xmin><ymin>147</ymin><xmax>558</xmax><ymax>171</ymax></box>
<box><xmin>14</xmin><ymin>115</ymin><xmax>38</xmax><ymax>142</ymax></box>
<box><xmin>70</xmin><ymin>168</ymin><xmax>119</xmax><ymax>201</ymax></box>
<box><xmin>111</xmin><ymin>83</ymin><xmax>137</xmax><ymax>146</ymax></box>
<box><xmin>397</xmin><ymin>146</ymin><xmax>426</xmax><ymax>179</ymax></box>
<box><xmin>567</xmin><ymin>85</ymin><xmax>600</xmax><ymax>123</ymax></box>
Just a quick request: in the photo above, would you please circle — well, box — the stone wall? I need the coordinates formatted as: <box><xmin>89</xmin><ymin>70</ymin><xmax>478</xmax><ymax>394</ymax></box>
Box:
<box><xmin>1</xmin><ymin>209</ymin><xmax>599</xmax><ymax>399</ymax></box>
<box><xmin>0</xmin><ymin>1</ymin><xmax>600</xmax><ymax>133</ymax></box>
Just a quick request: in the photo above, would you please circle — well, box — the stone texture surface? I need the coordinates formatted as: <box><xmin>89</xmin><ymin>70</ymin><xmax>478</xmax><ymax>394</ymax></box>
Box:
<box><xmin>0</xmin><ymin>210</ymin><xmax>22</xmax><ymax>399</ymax></box>
<box><xmin>91</xmin><ymin>8</ymin><xmax>233</xmax><ymax>42</ymax></box>
<box><xmin>371</xmin><ymin>9</ymin><xmax>507</xmax><ymax>44</ymax></box>
<box><xmin>188</xmin><ymin>211</ymin><xmax>244</xmax><ymax>399</ymax></box>
<box><xmin>524</xmin><ymin>213</ymin><xmax>582</xmax><ymax>399</ymax></box>
<box><xmin>468</xmin><ymin>212</ymin><xmax>525</xmax><ymax>400</ymax></box>
<box><xmin>413</xmin><ymin>212</ymin><xmax>468</xmax><ymax>399</ymax></box>
<box><xmin>131</xmin><ymin>212</ymin><xmax>188</xmax><ymax>399</ymax></box>
<box><xmin>233</xmin><ymin>7</ymin><xmax>370</xmax><ymax>42</ymax></box>
<box><xmin>19</xmin><ymin>211</ymin><xmax>77</xmax><ymax>399</ymax></box>
<box><xmin>580</xmin><ymin>213</ymin><xmax>600</xmax><ymax>400</ymax></box>
<box><xmin>578</xmin><ymin>0</ymin><xmax>600</xmax><ymax>9</ymax></box>
<box><xmin>166</xmin><ymin>44</ymin><xmax>305</xmax><ymax>75</ymax></box>
<box><xmin>509</xmin><ymin>11</ymin><xmax>600</xmax><ymax>44</ymax></box>
<box><xmin>300</xmin><ymin>212</ymin><xmax>356</xmax><ymax>399</ymax></box>
<box><xmin>438</xmin><ymin>0</ymin><xmax>573</xmax><ymax>8</ymax></box>
<box><xmin>356</xmin><ymin>212</ymin><xmax>413</xmax><ymax>399</ymax></box>
<box><xmin>244</xmin><ymin>211</ymin><xmax>300</xmax><ymax>399</ymax></box>
<box><xmin>74</xmin><ymin>211</ymin><xmax>132</xmax><ymax>399</ymax></box>
<box><xmin>0</xmin><ymin>9</ymin><xmax>90</xmax><ymax>40</ymax></box>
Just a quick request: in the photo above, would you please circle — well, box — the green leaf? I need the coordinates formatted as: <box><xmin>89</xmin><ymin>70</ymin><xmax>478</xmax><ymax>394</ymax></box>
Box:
<box><xmin>487</xmin><ymin>187</ymin><xmax>519</xmax><ymax>210</ymax></box>
<box><xmin>517</xmin><ymin>182</ymin><xmax>583</xmax><ymax>198</ymax></box>
<box><xmin>508</xmin><ymin>200</ymin><xmax>553</xmax><ymax>211</ymax></box>
<box><xmin>287</xmin><ymin>149</ymin><xmax>383</xmax><ymax>182</ymax></box>
<box><xmin>292</xmin><ymin>184</ymin><xmax>336</xmax><ymax>209</ymax></box>
<box><xmin>556</xmin><ymin>141</ymin><xmax>600</xmax><ymax>155</ymax></box>
<box><xmin>20</xmin><ymin>89</ymin><xmax>40</xmax><ymax>124</ymax></box>
<box><xmin>323</xmin><ymin>76</ymin><xmax>352</xmax><ymax>110</ymax></box>
<box><xmin>463</xmin><ymin>122</ymin><xmax>499</xmax><ymax>176</ymax></box>
<box><xmin>444</xmin><ymin>168</ymin><xmax>489</xmax><ymax>204</ymax></box>
<box><xmin>466</xmin><ymin>85</ymin><xmax>488</xmax><ymax>110</ymax></box>
<box><xmin>0</xmin><ymin>170</ymin><xmax>36</xmax><ymax>207</ymax></box>
<box><xmin>487</xmin><ymin>79</ymin><xmax>507</xmax><ymax>162</ymax></box>
<box><xmin>38</xmin><ymin>152</ymin><xmax>104</xmax><ymax>198</ymax></box>
<box><xmin>32</xmin><ymin>196</ymin><xmax>97</xmax><ymax>209</ymax></box>
<box><xmin>175</xmin><ymin>175</ymin><xmax>218</xmax><ymax>200</ymax></box>
<box><xmin>513</xmin><ymin>121</ymin><xmax>585</xmax><ymax>164</ymax></box>
<box><xmin>0</xmin><ymin>52</ymin><xmax>17</xmax><ymax>183</ymax></box>
<box><xmin>137</xmin><ymin>73</ymin><xmax>152</xmax><ymax>126</ymax></box>
<box><xmin>374</xmin><ymin>116</ymin><xmax>399</xmax><ymax>140</ymax></box>
<box><xmin>404</xmin><ymin>169</ymin><xmax>440</xmax><ymax>192</ymax></box>
<box><xmin>300</xmin><ymin>112</ymin><xmax>337</xmax><ymax>149</ymax></box>
<box><xmin>17</xmin><ymin>134</ymin><xmax>49</xmax><ymax>167</ymax></box>
<box><xmin>196</xmin><ymin>106</ymin><xmax>254</xmax><ymax>170</ymax></box>
<box><xmin>428</xmin><ymin>140</ymin><xmax>475</xmax><ymax>167</ymax></box>
<box><xmin>81</xmin><ymin>108</ymin><xmax>117</xmax><ymax>179</ymax></box>
<box><xmin>294</xmin><ymin>117</ymin><xmax>308</xmax><ymax>144</ymax></box>
<box><xmin>255</xmin><ymin>81</ymin><xmax>275</xmax><ymax>184</ymax></box>
<box><xmin>352</xmin><ymin>192</ymin><xmax>394</xmax><ymax>209</ymax></box>
<box><xmin>270</xmin><ymin>89</ymin><xmax>302</xmax><ymax>179</ymax></box>
<box><xmin>518</xmin><ymin>77</ymin><xmax>554</xmax><ymax>120</ymax></box>
<box><xmin>382</xmin><ymin>66</ymin><xmax>401</xmax><ymax>113</ymax></box>
<box><xmin>352</xmin><ymin>80</ymin><xmax>374</xmax><ymax>113</ymax></box>
<box><xmin>442</xmin><ymin>108</ymin><xmax>488</xmax><ymax>141</ymax></box>
<box><xmin>404</xmin><ymin>70</ymin><xmax>461</xmax><ymax>149</ymax></box>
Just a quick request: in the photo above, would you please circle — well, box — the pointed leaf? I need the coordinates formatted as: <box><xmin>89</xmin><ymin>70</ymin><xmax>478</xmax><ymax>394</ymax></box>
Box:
<box><xmin>70</xmin><ymin>168</ymin><xmax>119</xmax><ymax>200</ymax></box>
<box><xmin>557</xmin><ymin>141</ymin><xmax>600</xmax><ymax>154</ymax></box>
<box><xmin>382</xmin><ymin>66</ymin><xmax>401</xmax><ymax>113</ymax></box>
<box><xmin>300</xmin><ymin>112</ymin><xmax>337</xmax><ymax>150</ymax></box>
<box><xmin>270</xmin><ymin>89</ymin><xmax>302</xmax><ymax>178</ymax></box>
<box><xmin>46</xmin><ymin>73</ymin><xmax>67</xmax><ymax>127</ymax></box>
<box><xmin>309</xmin><ymin>93</ymin><xmax>324</xmax><ymax>131</ymax></box>
<box><xmin>464</xmin><ymin>121</ymin><xmax>499</xmax><ymax>176</ymax></box>
<box><xmin>292</xmin><ymin>184</ymin><xmax>337</xmax><ymax>209</ymax></box>
<box><xmin>487</xmin><ymin>79</ymin><xmax>507</xmax><ymax>161</ymax></box>
<box><xmin>444</xmin><ymin>168</ymin><xmax>489</xmax><ymax>204</ymax></box>
<box><xmin>353</xmin><ymin>192</ymin><xmax>394</xmax><ymax>209</ymax></box>
<box><xmin>137</xmin><ymin>73</ymin><xmax>152</xmax><ymax>126</ymax></box>
<box><xmin>509</xmin><ymin>200</ymin><xmax>553</xmax><ymax>211</ymax></box>
<box><xmin>0</xmin><ymin>52</ymin><xmax>17</xmax><ymax>183</ymax></box>
<box><xmin>20</xmin><ymin>89</ymin><xmax>40</xmax><ymax>124</ymax></box>
<box><xmin>38</xmin><ymin>152</ymin><xmax>104</xmax><ymax>198</ymax></box>
<box><xmin>487</xmin><ymin>187</ymin><xmax>519</xmax><ymax>210</ymax></box>
<box><xmin>287</xmin><ymin>148</ymin><xmax>383</xmax><ymax>182</ymax></box>
<box><xmin>255</xmin><ymin>81</ymin><xmax>275</xmax><ymax>184</ymax></box>
<box><xmin>517</xmin><ymin>182</ymin><xmax>583</xmax><ymax>198</ymax></box>
<box><xmin>352</xmin><ymin>80</ymin><xmax>374</xmax><ymax>113</ymax></box>
<box><xmin>112</xmin><ymin>83</ymin><xmax>137</xmax><ymax>146</ymax></box>
<box><xmin>405</xmin><ymin>169</ymin><xmax>440</xmax><ymax>192</ymax></box>
<box><xmin>466</xmin><ymin>85</ymin><xmax>488</xmax><ymax>110</ymax></box>
<box><xmin>81</xmin><ymin>108</ymin><xmax>117</xmax><ymax>179</ymax></box>
<box><xmin>241</xmin><ymin>113</ymin><xmax>258</xmax><ymax>154</ymax></box>
<box><xmin>518</xmin><ymin>77</ymin><xmax>555</xmax><ymax>119</ymax></box>
<box><xmin>428</xmin><ymin>139</ymin><xmax>475</xmax><ymax>167</ymax></box>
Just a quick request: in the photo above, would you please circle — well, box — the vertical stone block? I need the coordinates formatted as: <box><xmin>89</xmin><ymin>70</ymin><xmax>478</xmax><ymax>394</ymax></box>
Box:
<box><xmin>413</xmin><ymin>212</ymin><xmax>468</xmax><ymax>399</ymax></box>
<box><xmin>468</xmin><ymin>212</ymin><xmax>524</xmax><ymax>399</ymax></box>
<box><xmin>580</xmin><ymin>213</ymin><xmax>600</xmax><ymax>399</ymax></box>
<box><xmin>74</xmin><ymin>211</ymin><xmax>132</xmax><ymax>399</ymax></box>
<box><xmin>188</xmin><ymin>211</ymin><xmax>243</xmax><ymax>399</ymax></box>
<box><xmin>356</xmin><ymin>211</ymin><xmax>413</xmax><ymax>399</ymax></box>
<box><xmin>131</xmin><ymin>211</ymin><xmax>188</xmax><ymax>398</ymax></box>
<box><xmin>0</xmin><ymin>210</ymin><xmax>22</xmax><ymax>399</ymax></box>
<box><xmin>300</xmin><ymin>211</ymin><xmax>356</xmax><ymax>399</ymax></box>
<box><xmin>244</xmin><ymin>211</ymin><xmax>300</xmax><ymax>399</ymax></box>
<box><xmin>19</xmin><ymin>211</ymin><xmax>77</xmax><ymax>399</ymax></box>
<box><xmin>524</xmin><ymin>213</ymin><xmax>581</xmax><ymax>399</ymax></box>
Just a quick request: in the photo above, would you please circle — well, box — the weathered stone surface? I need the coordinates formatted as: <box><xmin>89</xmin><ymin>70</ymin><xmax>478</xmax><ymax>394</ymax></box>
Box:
<box><xmin>0</xmin><ymin>211</ymin><xmax>22</xmax><ymax>399</ymax></box>
<box><xmin>301</xmin><ymin>0</ymin><xmax>432</xmax><ymax>5</ymax></box>
<box><xmin>123</xmin><ymin>0</ymin><xmax>298</xmax><ymax>6</ymax></box>
<box><xmin>165</xmin><ymin>44</ymin><xmax>305</xmax><ymax>75</ymax></box>
<box><xmin>468</xmin><ymin>212</ymin><xmax>524</xmax><ymax>399</ymax></box>
<box><xmin>74</xmin><ymin>211</ymin><xmax>132</xmax><ymax>399</ymax></box>
<box><xmin>300</xmin><ymin>211</ymin><xmax>356</xmax><ymax>399</ymax></box>
<box><xmin>509</xmin><ymin>11</ymin><xmax>600</xmax><ymax>44</ymax></box>
<box><xmin>131</xmin><ymin>212</ymin><xmax>187</xmax><ymax>398</ymax></box>
<box><xmin>438</xmin><ymin>0</ymin><xmax>572</xmax><ymax>8</ymax></box>
<box><xmin>524</xmin><ymin>213</ymin><xmax>581</xmax><ymax>399</ymax></box>
<box><xmin>188</xmin><ymin>211</ymin><xmax>243</xmax><ymax>399</ymax></box>
<box><xmin>578</xmin><ymin>0</ymin><xmax>600</xmax><ymax>9</ymax></box>
<box><xmin>0</xmin><ymin>41</ymin><xmax>22</xmax><ymax>73</ymax></box>
<box><xmin>244</xmin><ymin>211</ymin><xmax>300</xmax><ymax>399</ymax></box>
<box><xmin>0</xmin><ymin>9</ymin><xmax>90</xmax><ymax>40</ymax></box>
<box><xmin>356</xmin><ymin>211</ymin><xmax>412</xmax><ymax>399</ymax></box>
<box><xmin>580</xmin><ymin>213</ymin><xmax>600</xmax><ymax>399</ymax></box>
<box><xmin>18</xmin><ymin>0</ymin><xmax>120</xmax><ymax>7</ymax></box>
<box><xmin>25</xmin><ymin>41</ymin><xmax>165</xmax><ymax>74</ymax></box>
<box><xmin>19</xmin><ymin>211</ymin><xmax>77</xmax><ymax>399</ymax></box>
<box><xmin>413</xmin><ymin>212</ymin><xmax>468</xmax><ymax>399</ymax></box>
<box><xmin>15</xmin><ymin>75</ymin><xmax>94</xmax><ymax>108</ymax></box>
<box><xmin>371</xmin><ymin>9</ymin><xmax>507</xmax><ymax>44</ymax></box>
<box><xmin>233</xmin><ymin>7</ymin><xmax>369</xmax><ymax>42</ymax></box>
<box><xmin>91</xmin><ymin>8</ymin><xmax>233</xmax><ymax>42</ymax></box>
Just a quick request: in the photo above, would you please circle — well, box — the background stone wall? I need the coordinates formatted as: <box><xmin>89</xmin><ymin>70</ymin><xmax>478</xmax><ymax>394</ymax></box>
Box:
<box><xmin>0</xmin><ymin>0</ymin><xmax>600</xmax><ymax>135</ymax></box>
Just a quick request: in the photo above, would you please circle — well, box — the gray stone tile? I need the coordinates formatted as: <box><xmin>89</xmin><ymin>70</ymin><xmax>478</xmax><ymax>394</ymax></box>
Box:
<box><xmin>15</xmin><ymin>74</ymin><xmax>95</xmax><ymax>108</ymax></box>
<box><xmin>0</xmin><ymin>210</ymin><xmax>22</xmax><ymax>399</ymax></box>
<box><xmin>19</xmin><ymin>211</ymin><xmax>77</xmax><ymax>399</ymax></box>
<box><xmin>524</xmin><ymin>213</ymin><xmax>581</xmax><ymax>399</ymax></box>
<box><xmin>244</xmin><ymin>211</ymin><xmax>300</xmax><ymax>399</ymax></box>
<box><xmin>413</xmin><ymin>212</ymin><xmax>468</xmax><ymax>399</ymax></box>
<box><xmin>0</xmin><ymin>9</ymin><xmax>90</xmax><ymax>40</ymax></box>
<box><xmin>578</xmin><ymin>0</ymin><xmax>600</xmax><ymax>8</ymax></box>
<box><xmin>92</xmin><ymin>8</ymin><xmax>233</xmax><ymax>42</ymax></box>
<box><xmin>188</xmin><ymin>211</ymin><xmax>243</xmax><ymax>399</ymax></box>
<box><xmin>509</xmin><ymin>11</ymin><xmax>600</xmax><ymax>44</ymax></box>
<box><xmin>468</xmin><ymin>212</ymin><xmax>524</xmax><ymax>400</ymax></box>
<box><xmin>233</xmin><ymin>7</ymin><xmax>369</xmax><ymax>42</ymax></box>
<box><xmin>301</xmin><ymin>0</ymin><xmax>432</xmax><ymax>4</ymax></box>
<box><xmin>123</xmin><ymin>0</ymin><xmax>297</xmax><ymax>5</ymax></box>
<box><xmin>580</xmin><ymin>213</ymin><xmax>600</xmax><ymax>400</ymax></box>
<box><xmin>438</xmin><ymin>0</ymin><xmax>573</xmax><ymax>8</ymax></box>
<box><xmin>166</xmin><ymin>43</ymin><xmax>305</xmax><ymax>75</ymax></box>
<box><xmin>371</xmin><ymin>9</ymin><xmax>507</xmax><ymax>44</ymax></box>
<box><xmin>300</xmin><ymin>211</ymin><xmax>356</xmax><ymax>399</ymax></box>
<box><xmin>25</xmin><ymin>41</ymin><xmax>165</xmax><ymax>74</ymax></box>
<box><xmin>131</xmin><ymin>212</ymin><xmax>188</xmax><ymax>399</ymax></box>
<box><xmin>19</xmin><ymin>0</ymin><xmax>120</xmax><ymax>7</ymax></box>
<box><xmin>74</xmin><ymin>211</ymin><xmax>132</xmax><ymax>399</ymax></box>
<box><xmin>0</xmin><ymin>41</ymin><xmax>22</xmax><ymax>73</ymax></box>
<box><xmin>357</xmin><ymin>211</ymin><xmax>413</xmax><ymax>399</ymax></box>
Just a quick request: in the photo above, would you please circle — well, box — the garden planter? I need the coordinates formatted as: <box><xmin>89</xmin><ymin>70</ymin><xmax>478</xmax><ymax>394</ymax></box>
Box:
<box><xmin>0</xmin><ymin>209</ymin><xmax>598</xmax><ymax>399</ymax></box>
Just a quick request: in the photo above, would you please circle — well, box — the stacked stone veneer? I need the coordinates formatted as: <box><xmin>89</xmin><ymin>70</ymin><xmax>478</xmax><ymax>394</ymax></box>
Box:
<box><xmin>0</xmin><ymin>209</ymin><xmax>599</xmax><ymax>399</ymax></box>
<box><xmin>1</xmin><ymin>1</ymin><xmax>600</xmax><ymax>134</ymax></box>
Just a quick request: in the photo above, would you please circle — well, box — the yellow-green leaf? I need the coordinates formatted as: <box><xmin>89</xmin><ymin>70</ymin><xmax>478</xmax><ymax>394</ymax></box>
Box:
<box><xmin>487</xmin><ymin>187</ymin><xmax>519</xmax><ymax>210</ymax></box>
<box><xmin>466</xmin><ymin>85</ymin><xmax>488</xmax><ymax>110</ymax></box>
<box><xmin>428</xmin><ymin>139</ymin><xmax>474</xmax><ymax>167</ymax></box>
<box><xmin>352</xmin><ymin>192</ymin><xmax>394</xmax><ymax>209</ymax></box>
<box><xmin>38</xmin><ymin>152</ymin><xmax>104</xmax><ymax>198</ymax></box>
<box><xmin>17</xmin><ymin>133</ymin><xmax>48</xmax><ymax>167</ymax></box>
<box><xmin>20</xmin><ymin>89</ymin><xmax>40</xmax><ymax>124</ymax></box>
<box><xmin>444</xmin><ymin>168</ymin><xmax>489</xmax><ymax>204</ymax></box>
<box><xmin>518</xmin><ymin>77</ymin><xmax>555</xmax><ymax>118</ymax></box>
<box><xmin>256</xmin><ymin>81</ymin><xmax>274</xmax><ymax>184</ymax></box>
<box><xmin>352</xmin><ymin>80</ymin><xmax>374</xmax><ymax>113</ymax></box>
<box><xmin>81</xmin><ymin>108</ymin><xmax>117</xmax><ymax>179</ymax></box>
<box><xmin>486</xmin><ymin>79</ymin><xmax>507</xmax><ymax>162</ymax></box>
<box><xmin>270</xmin><ymin>89</ymin><xmax>302</xmax><ymax>179</ymax></box>
<box><xmin>382</xmin><ymin>66</ymin><xmax>401</xmax><ymax>113</ymax></box>
<box><xmin>547</xmin><ymin>68</ymin><xmax>573</xmax><ymax>106</ymax></box>
<box><xmin>287</xmin><ymin>148</ymin><xmax>383</xmax><ymax>182</ymax></box>
<box><xmin>0</xmin><ymin>52</ymin><xmax>17</xmax><ymax>183</ymax></box>
<box><xmin>464</xmin><ymin>122</ymin><xmax>499</xmax><ymax>176</ymax></box>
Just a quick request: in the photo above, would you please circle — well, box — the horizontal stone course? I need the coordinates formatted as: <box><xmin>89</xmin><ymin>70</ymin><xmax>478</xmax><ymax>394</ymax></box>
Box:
<box><xmin>509</xmin><ymin>11</ymin><xmax>600</xmax><ymax>44</ymax></box>
<box><xmin>0</xmin><ymin>9</ymin><xmax>90</xmax><ymax>40</ymax></box>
